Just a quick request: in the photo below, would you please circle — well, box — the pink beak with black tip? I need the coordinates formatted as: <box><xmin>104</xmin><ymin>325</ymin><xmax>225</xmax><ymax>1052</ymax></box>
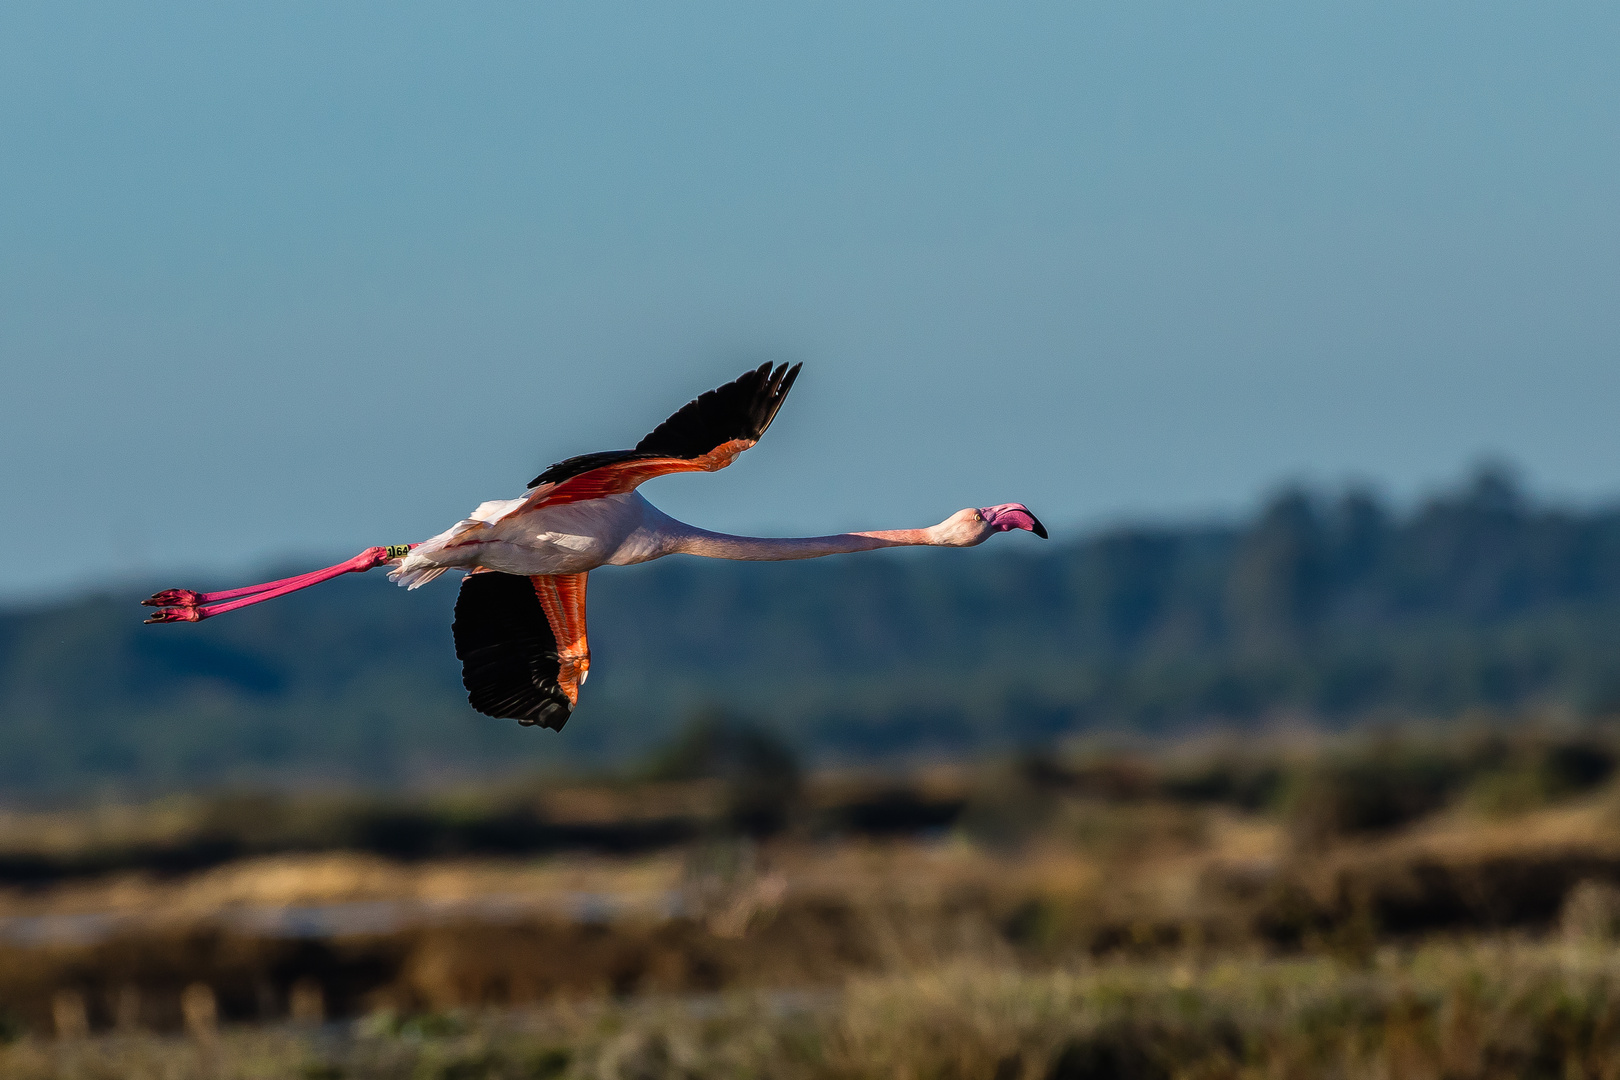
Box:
<box><xmin>979</xmin><ymin>503</ymin><xmax>1048</xmax><ymax>539</ymax></box>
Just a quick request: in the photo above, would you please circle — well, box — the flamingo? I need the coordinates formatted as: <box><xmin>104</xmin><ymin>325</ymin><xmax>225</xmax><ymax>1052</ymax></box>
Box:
<box><xmin>143</xmin><ymin>364</ymin><xmax>1047</xmax><ymax>730</ymax></box>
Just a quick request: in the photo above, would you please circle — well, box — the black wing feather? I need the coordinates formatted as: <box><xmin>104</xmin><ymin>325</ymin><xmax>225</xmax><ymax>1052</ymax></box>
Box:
<box><xmin>452</xmin><ymin>572</ymin><xmax>573</xmax><ymax>730</ymax></box>
<box><xmin>636</xmin><ymin>360</ymin><xmax>800</xmax><ymax>457</ymax></box>
<box><xmin>527</xmin><ymin>362</ymin><xmax>801</xmax><ymax>489</ymax></box>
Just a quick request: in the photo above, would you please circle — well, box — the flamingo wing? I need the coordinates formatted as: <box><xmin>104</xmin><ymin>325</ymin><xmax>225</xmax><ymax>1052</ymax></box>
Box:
<box><xmin>453</xmin><ymin>571</ymin><xmax>590</xmax><ymax>730</ymax></box>
<box><xmin>522</xmin><ymin>362</ymin><xmax>801</xmax><ymax>507</ymax></box>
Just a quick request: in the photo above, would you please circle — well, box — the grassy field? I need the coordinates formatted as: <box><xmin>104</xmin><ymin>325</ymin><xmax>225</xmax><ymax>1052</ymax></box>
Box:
<box><xmin>2</xmin><ymin>727</ymin><xmax>1620</xmax><ymax>1076</ymax></box>
<box><xmin>8</xmin><ymin>942</ymin><xmax>1620</xmax><ymax>1078</ymax></box>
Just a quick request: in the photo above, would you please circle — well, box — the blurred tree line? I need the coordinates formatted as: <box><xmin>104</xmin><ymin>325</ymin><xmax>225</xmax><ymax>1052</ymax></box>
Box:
<box><xmin>6</xmin><ymin>465</ymin><xmax>1620</xmax><ymax>792</ymax></box>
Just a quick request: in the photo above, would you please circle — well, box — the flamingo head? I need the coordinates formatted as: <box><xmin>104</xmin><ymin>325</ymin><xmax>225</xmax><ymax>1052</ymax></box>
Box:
<box><xmin>980</xmin><ymin>503</ymin><xmax>1048</xmax><ymax>539</ymax></box>
<box><xmin>934</xmin><ymin>503</ymin><xmax>1049</xmax><ymax>546</ymax></box>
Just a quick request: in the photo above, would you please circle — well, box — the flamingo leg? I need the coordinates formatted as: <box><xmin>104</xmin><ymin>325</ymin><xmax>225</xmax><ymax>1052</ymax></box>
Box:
<box><xmin>146</xmin><ymin>566</ymin><xmax>358</xmax><ymax>607</ymax></box>
<box><xmin>142</xmin><ymin>545</ymin><xmax>414</xmax><ymax>623</ymax></box>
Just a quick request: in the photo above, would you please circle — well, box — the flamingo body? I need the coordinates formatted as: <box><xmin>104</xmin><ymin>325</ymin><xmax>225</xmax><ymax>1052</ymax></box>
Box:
<box><xmin>394</xmin><ymin>492</ymin><xmax>675</xmax><ymax>584</ymax></box>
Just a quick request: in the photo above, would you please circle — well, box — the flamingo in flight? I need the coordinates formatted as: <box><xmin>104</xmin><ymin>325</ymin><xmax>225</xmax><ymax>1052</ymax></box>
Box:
<box><xmin>144</xmin><ymin>364</ymin><xmax>1047</xmax><ymax>730</ymax></box>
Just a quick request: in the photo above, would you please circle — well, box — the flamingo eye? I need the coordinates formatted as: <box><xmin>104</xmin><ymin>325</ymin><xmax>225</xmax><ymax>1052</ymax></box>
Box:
<box><xmin>973</xmin><ymin>510</ymin><xmax>984</xmax><ymax>521</ymax></box>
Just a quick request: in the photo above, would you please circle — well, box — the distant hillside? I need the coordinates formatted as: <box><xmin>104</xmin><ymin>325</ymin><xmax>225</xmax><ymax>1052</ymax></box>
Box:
<box><xmin>5</xmin><ymin>467</ymin><xmax>1620</xmax><ymax>794</ymax></box>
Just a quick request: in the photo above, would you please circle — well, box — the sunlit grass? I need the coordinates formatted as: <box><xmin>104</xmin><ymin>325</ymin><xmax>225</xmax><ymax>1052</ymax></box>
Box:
<box><xmin>5</xmin><ymin>731</ymin><xmax>1620</xmax><ymax>1075</ymax></box>
<box><xmin>8</xmin><ymin>939</ymin><xmax>1620</xmax><ymax>1079</ymax></box>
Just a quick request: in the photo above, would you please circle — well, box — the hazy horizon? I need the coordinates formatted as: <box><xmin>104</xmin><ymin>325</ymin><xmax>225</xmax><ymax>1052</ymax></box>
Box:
<box><xmin>4</xmin><ymin>458</ymin><xmax>1603</xmax><ymax>609</ymax></box>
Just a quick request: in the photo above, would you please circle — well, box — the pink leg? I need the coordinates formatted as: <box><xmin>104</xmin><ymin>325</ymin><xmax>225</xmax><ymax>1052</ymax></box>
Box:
<box><xmin>145</xmin><ymin>566</ymin><xmax>358</xmax><ymax>608</ymax></box>
<box><xmin>143</xmin><ymin>546</ymin><xmax>415</xmax><ymax>624</ymax></box>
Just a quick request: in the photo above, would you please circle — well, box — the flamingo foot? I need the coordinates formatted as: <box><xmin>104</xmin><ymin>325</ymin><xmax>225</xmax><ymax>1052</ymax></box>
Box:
<box><xmin>142</xmin><ymin>588</ymin><xmax>203</xmax><ymax>608</ymax></box>
<box><xmin>144</xmin><ymin>606</ymin><xmax>204</xmax><ymax>624</ymax></box>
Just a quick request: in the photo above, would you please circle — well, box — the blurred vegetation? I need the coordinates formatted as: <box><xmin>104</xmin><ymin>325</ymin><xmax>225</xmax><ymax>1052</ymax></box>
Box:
<box><xmin>641</xmin><ymin>712</ymin><xmax>802</xmax><ymax>836</ymax></box>
<box><xmin>11</xmin><ymin>466</ymin><xmax>1620</xmax><ymax>792</ymax></box>
<box><xmin>14</xmin><ymin>945</ymin><xmax>1620</xmax><ymax>1078</ymax></box>
<box><xmin>1</xmin><ymin>725</ymin><xmax>1620</xmax><ymax>1063</ymax></box>
<box><xmin>0</xmin><ymin>722</ymin><xmax>1617</xmax><ymax>883</ymax></box>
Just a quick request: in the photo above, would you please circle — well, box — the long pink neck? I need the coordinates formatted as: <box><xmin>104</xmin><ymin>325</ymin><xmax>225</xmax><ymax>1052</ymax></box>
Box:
<box><xmin>666</xmin><ymin>523</ymin><xmax>935</xmax><ymax>561</ymax></box>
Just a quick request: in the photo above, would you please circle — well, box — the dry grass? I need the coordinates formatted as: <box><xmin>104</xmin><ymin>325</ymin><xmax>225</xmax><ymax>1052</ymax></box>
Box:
<box><xmin>7</xmin><ymin>736</ymin><xmax>1620</xmax><ymax>1075</ymax></box>
<box><xmin>8</xmin><ymin>939</ymin><xmax>1620</xmax><ymax>1078</ymax></box>
<box><xmin>6</xmin><ymin>780</ymin><xmax>1620</xmax><ymax>1026</ymax></box>
<box><xmin>0</xmin><ymin>851</ymin><xmax>688</xmax><ymax>922</ymax></box>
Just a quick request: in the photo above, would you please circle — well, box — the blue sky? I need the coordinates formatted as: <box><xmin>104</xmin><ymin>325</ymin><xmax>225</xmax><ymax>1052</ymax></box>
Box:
<box><xmin>4</xmin><ymin>2</ymin><xmax>1620</xmax><ymax>598</ymax></box>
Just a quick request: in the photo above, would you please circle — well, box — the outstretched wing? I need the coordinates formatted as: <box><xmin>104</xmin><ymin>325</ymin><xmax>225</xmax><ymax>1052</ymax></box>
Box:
<box><xmin>452</xmin><ymin>571</ymin><xmax>590</xmax><ymax>730</ymax></box>
<box><xmin>522</xmin><ymin>362</ymin><xmax>801</xmax><ymax>507</ymax></box>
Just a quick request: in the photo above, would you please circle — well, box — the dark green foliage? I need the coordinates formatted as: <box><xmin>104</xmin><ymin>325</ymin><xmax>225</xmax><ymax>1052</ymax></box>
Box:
<box><xmin>1542</xmin><ymin>740</ymin><xmax>1617</xmax><ymax>792</ymax></box>
<box><xmin>1466</xmin><ymin>737</ymin><xmax>1618</xmax><ymax>814</ymax></box>
<box><xmin>958</xmin><ymin>774</ymin><xmax>1058</xmax><ymax>853</ymax></box>
<box><xmin>1285</xmin><ymin>745</ymin><xmax>1472</xmax><ymax>841</ymax></box>
<box><xmin>1045</xmin><ymin>1024</ymin><xmax>1175</xmax><ymax>1080</ymax></box>
<box><xmin>1160</xmin><ymin>759</ymin><xmax>1287</xmax><ymax>810</ymax></box>
<box><xmin>644</xmin><ymin>712</ymin><xmax>802</xmax><ymax>835</ymax></box>
<box><xmin>9</xmin><ymin>466</ymin><xmax>1620</xmax><ymax>792</ymax></box>
<box><xmin>0</xmin><ymin>791</ymin><xmax>711</xmax><ymax>884</ymax></box>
